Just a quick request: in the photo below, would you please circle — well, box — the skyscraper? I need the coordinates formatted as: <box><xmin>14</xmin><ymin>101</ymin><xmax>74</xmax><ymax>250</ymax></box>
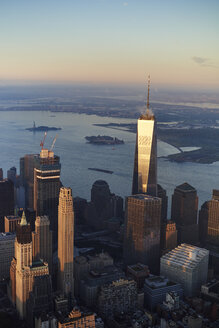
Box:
<box><xmin>13</xmin><ymin>211</ymin><xmax>49</xmax><ymax>318</ymax></box>
<box><xmin>206</xmin><ymin>190</ymin><xmax>219</xmax><ymax>247</ymax></box>
<box><xmin>171</xmin><ymin>182</ymin><xmax>199</xmax><ymax>245</ymax></box>
<box><xmin>123</xmin><ymin>194</ymin><xmax>161</xmax><ymax>273</ymax></box>
<box><xmin>58</xmin><ymin>187</ymin><xmax>74</xmax><ymax>298</ymax></box>
<box><xmin>20</xmin><ymin>154</ymin><xmax>36</xmax><ymax>208</ymax></box>
<box><xmin>0</xmin><ymin>178</ymin><xmax>14</xmax><ymax>232</ymax></box>
<box><xmin>32</xmin><ymin>216</ymin><xmax>53</xmax><ymax>274</ymax></box>
<box><xmin>34</xmin><ymin>147</ymin><xmax>61</xmax><ymax>240</ymax></box>
<box><xmin>132</xmin><ymin>76</ymin><xmax>157</xmax><ymax>196</ymax></box>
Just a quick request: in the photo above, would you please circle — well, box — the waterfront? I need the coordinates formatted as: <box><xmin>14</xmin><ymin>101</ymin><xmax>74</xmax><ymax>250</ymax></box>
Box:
<box><xmin>0</xmin><ymin>111</ymin><xmax>218</xmax><ymax>215</ymax></box>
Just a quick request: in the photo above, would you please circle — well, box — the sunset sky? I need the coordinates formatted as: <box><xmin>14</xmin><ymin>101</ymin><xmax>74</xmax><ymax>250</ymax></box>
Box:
<box><xmin>1</xmin><ymin>0</ymin><xmax>219</xmax><ymax>88</ymax></box>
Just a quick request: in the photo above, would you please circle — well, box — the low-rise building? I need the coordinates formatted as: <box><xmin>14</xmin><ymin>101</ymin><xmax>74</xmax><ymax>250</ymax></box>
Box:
<box><xmin>97</xmin><ymin>279</ymin><xmax>138</xmax><ymax>319</ymax></box>
<box><xmin>80</xmin><ymin>265</ymin><xmax>125</xmax><ymax>307</ymax></box>
<box><xmin>58</xmin><ymin>308</ymin><xmax>95</xmax><ymax>328</ymax></box>
<box><xmin>144</xmin><ymin>275</ymin><xmax>183</xmax><ymax>311</ymax></box>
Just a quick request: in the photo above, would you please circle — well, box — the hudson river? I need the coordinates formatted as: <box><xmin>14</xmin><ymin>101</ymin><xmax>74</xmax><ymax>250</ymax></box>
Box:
<box><xmin>0</xmin><ymin>111</ymin><xmax>218</xmax><ymax>216</ymax></box>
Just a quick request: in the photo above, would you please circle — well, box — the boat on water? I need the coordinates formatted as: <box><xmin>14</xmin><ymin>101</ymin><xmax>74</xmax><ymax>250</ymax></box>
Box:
<box><xmin>88</xmin><ymin>168</ymin><xmax>113</xmax><ymax>174</ymax></box>
<box><xmin>26</xmin><ymin>121</ymin><xmax>61</xmax><ymax>132</ymax></box>
<box><xmin>85</xmin><ymin>135</ymin><xmax>124</xmax><ymax>145</ymax></box>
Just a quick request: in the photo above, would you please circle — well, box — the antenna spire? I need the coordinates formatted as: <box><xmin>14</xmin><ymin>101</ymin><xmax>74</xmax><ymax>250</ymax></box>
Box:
<box><xmin>146</xmin><ymin>74</ymin><xmax>150</xmax><ymax>114</ymax></box>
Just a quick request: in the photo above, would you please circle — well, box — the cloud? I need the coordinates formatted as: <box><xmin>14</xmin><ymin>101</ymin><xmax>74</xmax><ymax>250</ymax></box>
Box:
<box><xmin>123</xmin><ymin>2</ymin><xmax>128</xmax><ymax>6</ymax></box>
<box><xmin>192</xmin><ymin>56</ymin><xmax>218</xmax><ymax>68</ymax></box>
<box><xmin>192</xmin><ymin>56</ymin><xmax>208</xmax><ymax>65</ymax></box>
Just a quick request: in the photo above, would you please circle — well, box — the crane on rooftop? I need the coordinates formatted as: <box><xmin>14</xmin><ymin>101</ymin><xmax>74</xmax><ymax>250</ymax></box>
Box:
<box><xmin>40</xmin><ymin>132</ymin><xmax>47</xmax><ymax>150</ymax></box>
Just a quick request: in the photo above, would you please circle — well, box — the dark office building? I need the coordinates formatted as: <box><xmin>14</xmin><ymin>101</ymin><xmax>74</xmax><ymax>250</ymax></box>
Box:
<box><xmin>85</xmin><ymin>180</ymin><xmax>123</xmax><ymax>230</ymax></box>
<box><xmin>161</xmin><ymin>221</ymin><xmax>178</xmax><ymax>254</ymax></box>
<box><xmin>206</xmin><ymin>190</ymin><xmax>219</xmax><ymax>247</ymax></box>
<box><xmin>171</xmin><ymin>182</ymin><xmax>199</xmax><ymax>245</ymax></box>
<box><xmin>20</xmin><ymin>154</ymin><xmax>36</xmax><ymax>209</ymax></box>
<box><xmin>199</xmin><ymin>201</ymin><xmax>209</xmax><ymax>246</ymax></box>
<box><xmin>0</xmin><ymin>168</ymin><xmax>3</xmax><ymax>181</ymax></box>
<box><xmin>123</xmin><ymin>194</ymin><xmax>161</xmax><ymax>273</ymax></box>
<box><xmin>7</xmin><ymin>166</ymin><xmax>17</xmax><ymax>184</ymax></box>
<box><xmin>27</xmin><ymin>275</ymin><xmax>53</xmax><ymax>327</ymax></box>
<box><xmin>0</xmin><ymin>179</ymin><xmax>14</xmax><ymax>232</ymax></box>
<box><xmin>157</xmin><ymin>184</ymin><xmax>168</xmax><ymax>222</ymax></box>
<box><xmin>34</xmin><ymin>149</ymin><xmax>61</xmax><ymax>240</ymax></box>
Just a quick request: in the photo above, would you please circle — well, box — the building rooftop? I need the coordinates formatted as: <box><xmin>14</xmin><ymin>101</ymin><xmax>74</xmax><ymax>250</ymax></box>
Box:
<box><xmin>128</xmin><ymin>263</ymin><xmax>149</xmax><ymax>273</ymax></box>
<box><xmin>145</xmin><ymin>275</ymin><xmax>175</xmax><ymax>289</ymax></box>
<box><xmin>176</xmin><ymin>182</ymin><xmax>196</xmax><ymax>192</ymax></box>
<box><xmin>129</xmin><ymin>194</ymin><xmax>161</xmax><ymax>201</ymax></box>
<box><xmin>0</xmin><ymin>232</ymin><xmax>16</xmax><ymax>241</ymax></box>
<box><xmin>5</xmin><ymin>216</ymin><xmax>21</xmax><ymax>221</ymax></box>
<box><xmin>30</xmin><ymin>260</ymin><xmax>47</xmax><ymax>269</ymax></box>
<box><xmin>161</xmin><ymin>244</ymin><xmax>209</xmax><ymax>270</ymax></box>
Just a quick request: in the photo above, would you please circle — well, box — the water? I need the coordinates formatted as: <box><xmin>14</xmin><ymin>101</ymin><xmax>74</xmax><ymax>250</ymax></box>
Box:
<box><xmin>0</xmin><ymin>111</ymin><xmax>218</xmax><ymax>217</ymax></box>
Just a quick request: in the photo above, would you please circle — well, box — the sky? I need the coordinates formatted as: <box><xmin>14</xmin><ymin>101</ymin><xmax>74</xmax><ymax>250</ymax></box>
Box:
<box><xmin>0</xmin><ymin>0</ymin><xmax>219</xmax><ymax>88</ymax></box>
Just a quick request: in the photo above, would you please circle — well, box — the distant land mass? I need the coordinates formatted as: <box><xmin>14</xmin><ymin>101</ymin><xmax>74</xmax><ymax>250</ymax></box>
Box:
<box><xmin>94</xmin><ymin>123</ymin><xmax>219</xmax><ymax>164</ymax></box>
<box><xmin>0</xmin><ymin>85</ymin><xmax>218</xmax><ymax>164</ymax></box>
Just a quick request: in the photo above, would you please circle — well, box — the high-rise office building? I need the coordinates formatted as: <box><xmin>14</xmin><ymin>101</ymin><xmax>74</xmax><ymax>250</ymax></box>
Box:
<box><xmin>157</xmin><ymin>184</ymin><xmax>168</xmax><ymax>222</ymax></box>
<box><xmin>123</xmin><ymin>194</ymin><xmax>161</xmax><ymax>273</ymax></box>
<box><xmin>5</xmin><ymin>215</ymin><xmax>21</xmax><ymax>233</ymax></box>
<box><xmin>0</xmin><ymin>168</ymin><xmax>3</xmax><ymax>181</ymax></box>
<box><xmin>171</xmin><ymin>182</ymin><xmax>199</xmax><ymax>245</ymax></box>
<box><xmin>58</xmin><ymin>187</ymin><xmax>74</xmax><ymax>297</ymax></box>
<box><xmin>132</xmin><ymin>77</ymin><xmax>157</xmax><ymax>196</ymax></box>
<box><xmin>161</xmin><ymin>221</ymin><xmax>178</xmax><ymax>254</ymax></box>
<box><xmin>0</xmin><ymin>232</ymin><xmax>15</xmax><ymax>281</ymax></box>
<box><xmin>85</xmin><ymin>180</ymin><xmax>124</xmax><ymax>230</ymax></box>
<box><xmin>20</xmin><ymin>154</ymin><xmax>36</xmax><ymax>208</ymax></box>
<box><xmin>34</xmin><ymin>148</ymin><xmax>61</xmax><ymax>240</ymax></box>
<box><xmin>27</xmin><ymin>275</ymin><xmax>53</xmax><ymax>327</ymax></box>
<box><xmin>0</xmin><ymin>179</ymin><xmax>14</xmax><ymax>232</ymax></box>
<box><xmin>206</xmin><ymin>190</ymin><xmax>219</xmax><ymax>247</ymax></box>
<box><xmin>32</xmin><ymin>216</ymin><xmax>53</xmax><ymax>274</ymax></box>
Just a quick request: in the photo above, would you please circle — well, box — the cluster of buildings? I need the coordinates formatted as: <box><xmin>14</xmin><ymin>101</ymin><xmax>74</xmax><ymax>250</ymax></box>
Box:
<box><xmin>0</xmin><ymin>81</ymin><xmax>218</xmax><ymax>327</ymax></box>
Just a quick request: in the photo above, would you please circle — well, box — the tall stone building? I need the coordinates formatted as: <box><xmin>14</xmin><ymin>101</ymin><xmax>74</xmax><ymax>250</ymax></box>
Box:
<box><xmin>171</xmin><ymin>182</ymin><xmax>199</xmax><ymax>245</ymax></box>
<box><xmin>11</xmin><ymin>211</ymin><xmax>49</xmax><ymax>319</ymax></box>
<box><xmin>132</xmin><ymin>77</ymin><xmax>157</xmax><ymax>196</ymax></box>
<box><xmin>58</xmin><ymin>187</ymin><xmax>74</xmax><ymax>298</ymax></box>
<box><xmin>123</xmin><ymin>194</ymin><xmax>161</xmax><ymax>273</ymax></box>
<box><xmin>32</xmin><ymin>216</ymin><xmax>53</xmax><ymax>274</ymax></box>
<box><xmin>34</xmin><ymin>148</ymin><xmax>61</xmax><ymax>240</ymax></box>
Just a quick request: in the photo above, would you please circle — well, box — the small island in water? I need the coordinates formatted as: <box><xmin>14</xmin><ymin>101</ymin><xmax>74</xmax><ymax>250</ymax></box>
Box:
<box><xmin>26</xmin><ymin>121</ymin><xmax>61</xmax><ymax>132</ymax></box>
<box><xmin>85</xmin><ymin>135</ymin><xmax>124</xmax><ymax>145</ymax></box>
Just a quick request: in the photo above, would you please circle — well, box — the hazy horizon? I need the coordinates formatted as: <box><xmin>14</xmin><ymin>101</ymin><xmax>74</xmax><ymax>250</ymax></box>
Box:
<box><xmin>1</xmin><ymin>0</ymin><xmax>219</xmax><ymax>88</ymax></box>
